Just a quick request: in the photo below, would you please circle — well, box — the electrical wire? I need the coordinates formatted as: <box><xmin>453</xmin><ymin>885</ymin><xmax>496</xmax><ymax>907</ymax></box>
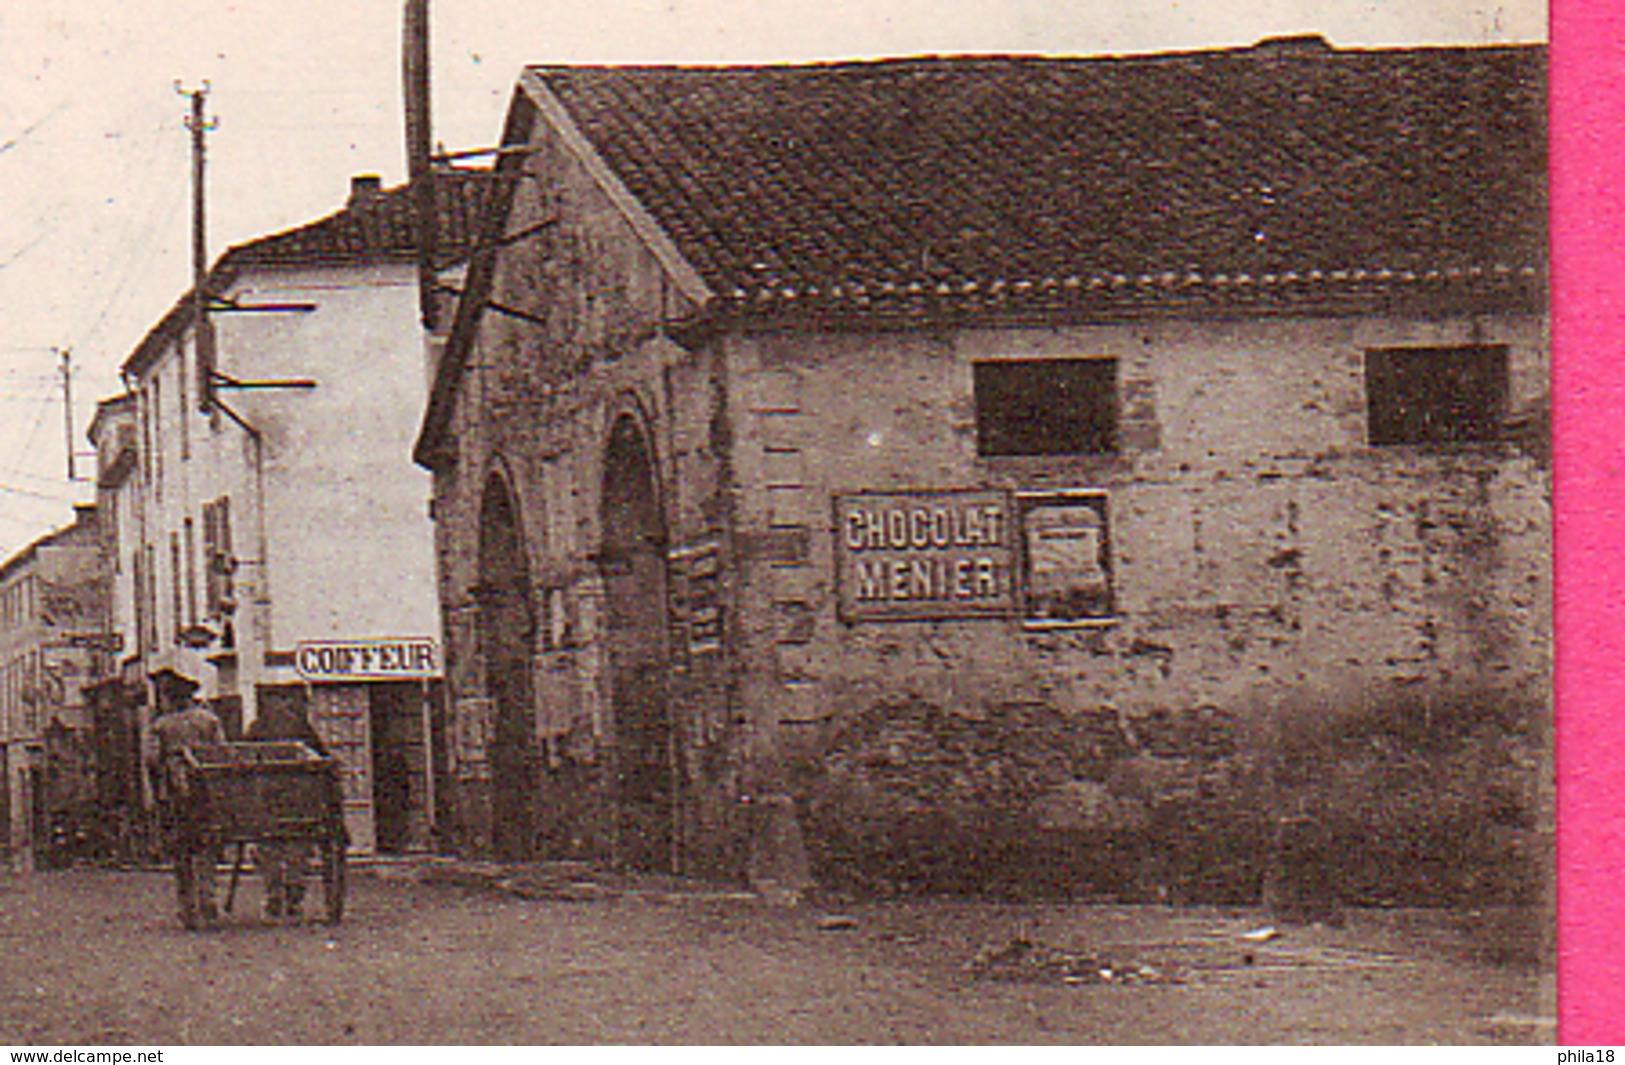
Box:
<box><xmin>68</xmin><ymin>120</ymin><xmax>189</xmax><ymax>355</ymax></box>
<box><xmin>0</xmin><ymin>481</ymin><xmax>74</xmax><ymax>502</ymax></box>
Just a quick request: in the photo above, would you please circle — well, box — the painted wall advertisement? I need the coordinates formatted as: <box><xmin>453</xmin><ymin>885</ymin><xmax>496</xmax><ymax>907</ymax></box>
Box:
<box><xmin>835</xmin><ymin>489</ymin><xmax>1017</xmax><ymax>621</ymax></box>
<box><xmin>834</xmin><ymin>488</ymin><xmax>1112</xmax><ymax>625</ymax></box>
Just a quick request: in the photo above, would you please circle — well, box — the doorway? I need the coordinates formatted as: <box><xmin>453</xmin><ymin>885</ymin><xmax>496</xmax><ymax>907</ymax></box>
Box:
<box><xmin>369</xmin><ymin>683</ymin><xmax>427</xmax><ymax>853</ymax></box>
<box><xmin>601</xmin><ymin>414</ymin><xmax>675</xmax><ymax>872</ymax></box>
<box><xmin>478</xmin><ymin>472</ymin><xmax>538</xmax><ymax>861</ymax></box>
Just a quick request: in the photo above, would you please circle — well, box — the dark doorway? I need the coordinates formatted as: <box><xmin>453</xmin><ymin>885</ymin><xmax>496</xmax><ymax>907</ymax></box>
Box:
<box><xmin>22</xmin><ymin>764</ymin><xmax>43</xmax><ymax>869</ymax></box>
<box><xmin>369</xmin><ymin>683</ymin><xmax>424</xmax><ymax>854</ymax></box>
<box><xmin>478</xmin><ymin>473</ymin><xmax>538</xmax><ymax>861</ymax></box>
<box><xmin>1</xmin><ymin>748</ymin><xmax>10</xmax><ymax>862</ymax></box>
<box><xmin>601</xmin><ymin>415</ymin><xmax>675</xmax><ymax>872</ymax></box>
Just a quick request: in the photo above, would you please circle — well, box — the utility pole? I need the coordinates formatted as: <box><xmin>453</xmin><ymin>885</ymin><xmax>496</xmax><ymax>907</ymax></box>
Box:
<box><xmin>403</xmin><ymin>0</ymin><xmax>437</xmax><ymax>330</ymax></box>
<box><xmin>178</xmin><ymin>82</ymin><xmax>217</xmax><ymax>414</ymax></box>
<box><xmin>57</xmin><ymin>347</ymin><xmax>74</xmax><ymax>482</ymax></box>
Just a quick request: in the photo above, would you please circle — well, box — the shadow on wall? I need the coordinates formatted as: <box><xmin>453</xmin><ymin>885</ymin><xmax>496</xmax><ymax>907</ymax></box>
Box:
<box><xmin>790</xmin><ymin>680</ymin><xmax>1549</xmax><ymax>923</ymax></box>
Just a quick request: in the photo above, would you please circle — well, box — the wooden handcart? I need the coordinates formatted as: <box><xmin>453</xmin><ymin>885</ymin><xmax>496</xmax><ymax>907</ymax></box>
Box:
<box><xmin>172</xmin><ymin>740</ymin><xmax>348</xmax><ymax>924</ymax></box>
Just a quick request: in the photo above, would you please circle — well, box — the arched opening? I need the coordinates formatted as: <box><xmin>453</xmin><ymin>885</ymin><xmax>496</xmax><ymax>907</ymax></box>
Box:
<box><xmin>477</xmin><ymin>471</ymin><xmax>538</xmax><ymax>861</ymax></box>
<box><xmin>600</xmin><ymin>413</ymin><xmax>674</xmax><ymax>871</ymax></box>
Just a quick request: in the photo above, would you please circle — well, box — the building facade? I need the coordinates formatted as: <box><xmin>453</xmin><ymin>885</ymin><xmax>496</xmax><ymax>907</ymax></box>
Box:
<box><xmin>417</xmin><ymin>41</ymin><xmax>1549</xmax><ymax>901</ymax></box>
<box><xmin>93</xmin><ymin>175</ymin><xmax>488</xmax><ymax>854</ymax></box>
<box><xmin>0</xmin><ymin>506</ymin><xmax>109</xmax><ymax>871</ymax></box>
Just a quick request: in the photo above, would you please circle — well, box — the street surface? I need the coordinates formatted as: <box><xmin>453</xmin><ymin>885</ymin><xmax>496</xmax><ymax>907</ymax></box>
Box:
<box><xmin>0</xmin><ymin>863</ymin><xmax>1552</xmax><ymax>1045</ymax></box>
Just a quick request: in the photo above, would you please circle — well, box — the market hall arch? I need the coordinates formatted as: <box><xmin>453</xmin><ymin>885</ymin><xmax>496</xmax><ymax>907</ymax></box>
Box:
<box><xmin>600</xmin><ymin>410</ymin><xmax>675</xmax><ymax>872</ymax></box>
<box><xmin>477</xmin><ymin>468</ymin><xmax>539</xmax><ymax>861</ymax></box>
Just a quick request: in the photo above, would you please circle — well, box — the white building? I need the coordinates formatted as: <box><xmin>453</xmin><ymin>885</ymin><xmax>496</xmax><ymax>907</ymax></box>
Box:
<box><xmin>94</xmin><ymin>174</ymin><xmax>488</xmax><ymax>853</ymax></box>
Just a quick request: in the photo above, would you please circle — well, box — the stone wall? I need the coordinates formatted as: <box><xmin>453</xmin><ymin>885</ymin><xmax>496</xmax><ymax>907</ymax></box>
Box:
<box><xmin>426</xmin><ymin>94</ymin><xmax>1549</xmax><ymax>898</ymax></box>
<box><xmin>724</xmin><ymin>312</ymin><xmax>1549</xmax><ymax>901</ymax></box>
<box><xmin>429</xmin><ymin>111</ymin><xmax>740</xmax><ymax>870</ymax></box>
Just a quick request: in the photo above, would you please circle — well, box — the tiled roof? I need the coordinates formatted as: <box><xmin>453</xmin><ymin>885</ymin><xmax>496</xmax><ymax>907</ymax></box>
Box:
<box><xmin>221</xmin><ymin>170</ymin><xmax>495</xmax><ymax>268</ymax></box>
<box><xmin>530</xmin><ymin>40</ymin><xmax>1545</xmax><ymax>324</ymax></box>
<box><xmin>124</xmin><ymin>172</ymin><xmax>493</xmax><ymax>376</ymax></box>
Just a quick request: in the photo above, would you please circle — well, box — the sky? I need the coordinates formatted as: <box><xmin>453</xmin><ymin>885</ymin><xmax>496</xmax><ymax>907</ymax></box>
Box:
<box><xmin>0</xmin><ymin>0</ymin><xmax>1547</xmax><ymax>560</ymax></box>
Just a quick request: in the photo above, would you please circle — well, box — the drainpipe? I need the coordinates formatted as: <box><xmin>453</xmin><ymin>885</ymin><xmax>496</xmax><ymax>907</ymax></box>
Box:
<box><xmin>119</xmin><ymin>370</ymin><xmax>156</xmax><ymax>819</ymax></box>
<box><xmin>212</xmin><ymin>396</ymin><xmax>269</xmax><ymax>730</ymax></box>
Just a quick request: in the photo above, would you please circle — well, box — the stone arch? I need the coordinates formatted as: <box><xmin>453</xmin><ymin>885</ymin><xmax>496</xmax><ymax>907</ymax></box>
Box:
<box><xmin>599</xmin><ymin>406</ymin><xmax>675</xmax><ymax>871</ymax></box>
<box><xmin>477</xmin><ymin>464</ymin><xmax>538</xmax><ymax>861</ymax></box>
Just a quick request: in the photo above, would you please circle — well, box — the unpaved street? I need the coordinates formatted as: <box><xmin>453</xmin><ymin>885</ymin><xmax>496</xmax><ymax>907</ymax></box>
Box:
<box><xmin>0</xmin><ymin>865</ymin><xmax>1551</xmax><ymax>1045</ymax></box>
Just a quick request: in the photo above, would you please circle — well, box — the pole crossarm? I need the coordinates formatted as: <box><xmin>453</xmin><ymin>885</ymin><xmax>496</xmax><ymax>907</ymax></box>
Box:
<box><xmin>208</xmin><ymin>297</ymin><xmax>318</xmax><ymax>314</ymax></box>
<box><xmin>431</xmin><ymin>145</ymin><xmax>541</xmax><ymax>164</ymax></box>
<box><xmin>211</xmin><ymin>372</ymin><xmax>318</xmax><ymax>391</ymax></box>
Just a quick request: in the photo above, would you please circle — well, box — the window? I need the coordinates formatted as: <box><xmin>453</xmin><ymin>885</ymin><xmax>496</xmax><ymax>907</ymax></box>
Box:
<box><xmin>139</xmin><ymin>386</ymin><xmax>152</xmax><ymax>485</ymax></box>
<box><xmin>974</xmin><ymin>358</ymin><xmax>1117</xmax><ymax>457</ymax></box>
<box><xmin>141</xmin><ymin>545</ymin><xmax>158</xmax><ymax>655</ymax></box>
<box><xmin>178</xmin><ymin>343</ymin><xmax>190</xmax><ymax>462</ymax></box>
<box><xmin>202</xmin><ymin>496</ymin><xmax>235</xmax><ymax>618</ymax></box>
<box><xmin>151</xmin><ymin>376</ymin><xmax>163</xmax><ymax>498</ymax></box>
<box><xmin>169</xmin><ymin>532</ymin><xmax>182</xmax><ymax>644</ymax></box>
<box><xmin>1366</xmin><ymin>345</ymin><xmax>1508</xmax><ymax>446</ymax></box>
<box><xmin>183</xmin><ymin>516</ymin><xmax>198</xmax><ymax>627</ymax></box>
<box><xmin>132</xmin><ymin>550</ymin><xmax>149</xmax><ymax>657</ymax></box>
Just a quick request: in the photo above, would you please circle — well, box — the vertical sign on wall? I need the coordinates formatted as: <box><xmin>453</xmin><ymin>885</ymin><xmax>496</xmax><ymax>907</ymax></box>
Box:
<box><xmin>1017</xmin><ymin>490</ymin><xmax>1114</xmax><ymax>626</ymax></box>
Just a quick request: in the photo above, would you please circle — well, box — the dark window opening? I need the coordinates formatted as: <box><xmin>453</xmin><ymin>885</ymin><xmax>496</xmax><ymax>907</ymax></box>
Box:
<box><xmin>974</xmin><ymin>358</ymin><xmax>1118</xmax><ymax>457</ymax></box>
<box><xmin>1366</xmin><ymin>345</ymin><xmax>1509</xmax><ymax>446</ymax></box>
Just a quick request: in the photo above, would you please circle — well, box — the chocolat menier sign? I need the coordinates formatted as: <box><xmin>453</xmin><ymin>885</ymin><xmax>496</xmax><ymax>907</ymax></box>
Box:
<box><xmin>834</xmin><ymin>489</ymin><xmax>1017</xmax><ymax>621</ymax></box>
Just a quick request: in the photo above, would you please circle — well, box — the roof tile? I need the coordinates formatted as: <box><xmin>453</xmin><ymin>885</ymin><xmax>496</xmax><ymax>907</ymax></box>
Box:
<box><xmin>530</xmin><ymin>42</ymin><xmax>1545</xmax><ymax>322</ymax></box>
<box><xmin>221</xmin><ymin>170</ymin><xmax>495</xmax><ymax>268</ymax></box>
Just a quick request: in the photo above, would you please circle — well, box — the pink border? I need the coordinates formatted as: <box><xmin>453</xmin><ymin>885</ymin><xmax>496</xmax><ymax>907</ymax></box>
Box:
<box><xmin>1554</xmin><ymin>0</ymin><xmax>1625</xmax><ymax>1043</ymax></box>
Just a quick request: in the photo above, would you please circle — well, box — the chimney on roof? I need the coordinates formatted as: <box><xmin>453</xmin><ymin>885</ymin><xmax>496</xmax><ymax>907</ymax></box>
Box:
<box><xmin>348</xmin><ymin>174</ymin><xmax>384</xmax><ymax>205</ymax></box>
<box><xmin>1252</xmin><ymin>33</ymin><xmax>1334</xmax><ymax>56</ymax></box>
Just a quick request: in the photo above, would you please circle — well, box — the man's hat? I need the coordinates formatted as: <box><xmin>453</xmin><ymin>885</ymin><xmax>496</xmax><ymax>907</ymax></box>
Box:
<box><xmin>150</xmin><ymin>668</ymin><xmax>200</xmax><ymax>699</ymax></box>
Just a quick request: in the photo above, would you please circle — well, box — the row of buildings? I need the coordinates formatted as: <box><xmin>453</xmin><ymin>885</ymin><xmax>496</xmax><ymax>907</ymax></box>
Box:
<box><xmin>4</xmin><ymin>36</ymin><xmax>1549</xmax><ymax>904</ymax></box>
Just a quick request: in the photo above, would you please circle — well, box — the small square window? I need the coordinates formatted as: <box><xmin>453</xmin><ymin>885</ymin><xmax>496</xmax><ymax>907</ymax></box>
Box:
<box><xmin>974</xmin><ymin>358</ymin><xmax>1117</xmax><ymax>457</ymax></box>
<box><xmin>1366</xmin><ymin>345</ymin><xmax>1508</xmax><ymax>446</ymax></box>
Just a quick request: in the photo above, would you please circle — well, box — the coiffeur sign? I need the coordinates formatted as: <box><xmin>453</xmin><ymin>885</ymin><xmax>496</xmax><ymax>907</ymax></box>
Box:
<box><xmin>294</xmin><ymin>638</ymin><xmax>441</xmax><ymax>682</ymax></box>
<box><xmin>835</xmin><ymin>489</ymin><xmax>1017</xmax><ymax>621</ymax></box>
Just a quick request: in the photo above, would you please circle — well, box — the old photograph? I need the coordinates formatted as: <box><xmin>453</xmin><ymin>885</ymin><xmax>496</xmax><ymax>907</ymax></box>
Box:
<box><xmin>0</xmin><ymin>0</ymin><xmax>1554</xmax><ymax>1046</ymax></box>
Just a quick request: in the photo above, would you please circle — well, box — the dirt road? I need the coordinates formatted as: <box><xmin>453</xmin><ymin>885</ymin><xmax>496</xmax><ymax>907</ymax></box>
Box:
<box><xmin>0</xmin><ymin>865</ymin><xmax>1552</xmax><ymax>1045</ymax></box>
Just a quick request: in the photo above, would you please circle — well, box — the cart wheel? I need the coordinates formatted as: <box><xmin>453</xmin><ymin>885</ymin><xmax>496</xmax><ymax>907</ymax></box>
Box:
<box><xmin>321</xmin><ymin>839</ymin><xmax>346</xmax><ymax>925</ymax></box>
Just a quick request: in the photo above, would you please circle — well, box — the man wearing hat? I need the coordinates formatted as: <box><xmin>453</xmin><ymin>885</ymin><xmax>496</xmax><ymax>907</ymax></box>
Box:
<box><xmin>149</xmin><ymin>670</ymin><xmax>226</xmax><ymax>929</ymax></box>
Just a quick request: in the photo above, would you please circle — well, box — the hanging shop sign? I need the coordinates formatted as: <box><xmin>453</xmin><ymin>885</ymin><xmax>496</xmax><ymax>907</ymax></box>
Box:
<box><xmin>835</xmin><ymin>489</ymin><xmax>1017</xmax><ymax>621</ymax></box>
<box><xmin>294</xmin><ymin>638</ymin><xmax>441</xmax><ymax>682</ymax></box>
<box><xmin>1017</xmin><ymin>490</ymin><xmax>1114</xmax><ymax>626</ymax></box>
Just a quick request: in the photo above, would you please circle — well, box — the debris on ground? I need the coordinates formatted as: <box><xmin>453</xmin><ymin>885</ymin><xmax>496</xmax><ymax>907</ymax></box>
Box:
<box><xmin>817</xmin><ymin>914</ymin><xmax>859</xmax><ymax>931</ymax></box>
<box><xmin>498</xmin><ymin>874</ymin><xmax>617</xmax><ymax>902</ymax></box>
<box><xmin>366</xmin><ymin>856</ymin><xmax>753</xmax><ymax>904</ymax></box>
<box><xmin>964</xmin><ymin>936</ymin><xmax>1182</xmax><ymax>986</ymax></box>
<box><xmin>1239</xmin><ymin>925</ymin><xmax>1280</xmax><ymax>942</ymax></box>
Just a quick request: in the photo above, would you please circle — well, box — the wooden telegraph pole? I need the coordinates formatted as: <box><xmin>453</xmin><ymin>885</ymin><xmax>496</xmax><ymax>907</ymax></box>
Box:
<box><xmin>178</xmin><ymin>82</ymin><xmax>217</xmax><ymax>414</ymax></box>
<box><xmin>403</xmin><ymin>0</ymin><xmax>437</xmax><ymax>330</ymax></box>
<box><xmin>58</xmin><ymin>347</ymin><xmax>75</xmax><ymax>482</ymax></box>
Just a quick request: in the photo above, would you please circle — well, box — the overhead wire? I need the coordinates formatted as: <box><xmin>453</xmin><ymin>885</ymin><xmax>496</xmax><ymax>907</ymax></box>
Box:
<box><xmin>67</xmin><ymin>113</ymin><xmax>190</xmax><ymax>356</ymax></box>
<box><xmin>0</xmin><ymin>481</ymin><xmax>74</xmax><ymax>503</ymax></box>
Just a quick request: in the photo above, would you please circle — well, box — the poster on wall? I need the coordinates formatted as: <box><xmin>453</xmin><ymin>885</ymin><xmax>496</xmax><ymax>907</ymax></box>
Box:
<box><xmin>667</xmin><ymin>540</ymin><xmax>724</xmax><ymax>657</ymax></box>
<box><xmin>1017</xmin><ymin>490</ymin><xmax>1114</xmax><ymax>626</ymax></box>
